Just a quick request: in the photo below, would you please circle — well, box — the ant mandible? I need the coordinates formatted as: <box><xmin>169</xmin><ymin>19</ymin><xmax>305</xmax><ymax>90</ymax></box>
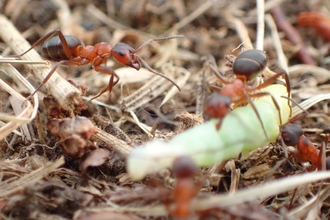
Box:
<box><xmin>205</xmin><ymin>49</ymin><xmax>291</xmax><ymax>139</ymax></box>
<box><xmin>167</xmin><ymin>155</ymin><xmax>201</xmax><ymax>219</ymax></box>
<box><xmin>280</xmin><ymin>121</ymin><xmax>329</xmax><ymax>170</ymax></box>
<box><xmin>12</xmin><ymin>29</ymin><xmax>183</xmax><ymax>100</ymax></box>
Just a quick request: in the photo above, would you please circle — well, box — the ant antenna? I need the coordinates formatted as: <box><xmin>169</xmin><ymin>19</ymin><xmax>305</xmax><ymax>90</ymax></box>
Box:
<box><xmin>129</xmin><ymin>35</ymin><xmax>184</xmax><ymax>91</ymax></box>
<box><xmin>281</xmin><ymin>96</ymin><xmax>309</xmax><ymax>117</ymax></box>
<box><xmin>135</xmin><ymin>35</ymin><xmax>184</xmax><ymax>52</ymax></box>
<box><xmin>135</xmin><ymin>55</ymin><xmax>182</xmax><ymax>91</ymax></box>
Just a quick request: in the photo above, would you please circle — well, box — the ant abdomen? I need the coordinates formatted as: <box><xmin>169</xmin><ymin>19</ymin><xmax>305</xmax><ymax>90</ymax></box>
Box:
<box><xmin>233</xmin><ymin>49</ymin><xmax>268</xmax><ymax>81</ymax></box>
<box><xmin>41</xmin><ymin>35</ymin><xmax>84</xmax><ymax>61</ymax></box>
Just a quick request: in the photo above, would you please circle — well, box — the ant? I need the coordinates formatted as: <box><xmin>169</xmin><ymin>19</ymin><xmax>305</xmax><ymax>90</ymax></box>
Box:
<box><xmin>205</xmin><ymin>49</ymin><xmax>291</xmax><ymax>139</ymax></box>
<box><xmin>167</xmin><ymin>155</ymin><xmax>202</xmax><ymax>219</ymax></box>
<box><xmin>280</xmin><ymin>121</ymin><xmax>329</xmax><ymax>170</ymax></box>
<box><xmin>11</xmin><ymin>30</ymin><xmax>183</xmax><ymax>100</ymax></box>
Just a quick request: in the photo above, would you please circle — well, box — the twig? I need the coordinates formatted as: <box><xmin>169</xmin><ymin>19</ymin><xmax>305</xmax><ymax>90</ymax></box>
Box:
<box><xmin>0</xmin><ymin>156</ymin><xmax>64</xmax><ymax>197</ymax></box>
<box><xmin>0</xmin><ymin>55</ymin><xmax>39</xmax><ymax>122</ymax></box>
<box><xmin>222</xmin><ymin>10</ymin><xmax>253</xmax><ymax>49</ymax></box>
<box><xmin>256</xmin><ymin>0</ymin><xmax>265</xmax><ymax>50</ymax></box>
<box><xmin>50</xmin><ymin>0</ymin><xmax>72</xmax><ymax>34</ymax></box>
<box><xmin>9</xmin><ymin>96</ymin><xmax>32</xmax><ymax>142</ymax></box>
<box><xmin>163</xmin><ymin>0</ymin><xmax>215</xmax><ymax>36</ymax></box>
<box><xmin>0</xmin><ymin>54</ymin><xmax>38</xmax><ymax>141</ymax></box>
<box><xmin>248</xmin><ymin>0</ymin><xmax>285</xmax><ymax>16</ymax></box>
<box><xmin>195</xmin><ymin>65</ymin><xmax>207</xmax><ymax>115</ymax></box>
<box><xmin>288</xmin><ymin>64</ymin><xmax>330</xmax><ymax>82</ymax></box>
<box><xmin>0</xmin><ymin>78</ymin><xmax>34</xmax><ymax>140</ymax></box>
<box><xmin>265</xmin><ymin>14</ymin><xmax>288</xmax><ymax>72</ymax></box>
<box><xmin>269</xmin><ymin>6</ymin><xmax>316</xmax><ymax>65</ymax></box>
<box><xmin>93</xmin><ymin>128</ymin><xmax>132</xmax><ymax>156</ymax></box>
<box><xmin>86</xmin><ymin>4</ymin><xmax>155</xmax><ymax>39</ymax></box>
<box><xmin>0</xmin><ymin>15</ymin><xmax>81</xmax><ymax>111</ymax></box>
<box><xmin>0</xmin><ymin>60</ymin><xmax>49</xmax><ymax>65</ymax></box>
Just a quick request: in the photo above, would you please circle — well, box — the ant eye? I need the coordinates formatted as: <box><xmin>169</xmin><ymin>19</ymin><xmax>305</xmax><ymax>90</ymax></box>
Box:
<box><xmin>119</xmin><ymin>50</ymin><xmax>125</xmax><ymax>56</ymax></box>
<box><xmin>284</xmin><ymin>137</ymin><xmax>291</xmax><ymax>143</ymax></box>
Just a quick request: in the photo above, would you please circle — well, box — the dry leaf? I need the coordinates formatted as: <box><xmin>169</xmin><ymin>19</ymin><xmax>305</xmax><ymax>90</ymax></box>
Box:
<box><xmin>80</xmin><ymin>148</ymin><xmax>112</xmax><ymax>175</ymax></box>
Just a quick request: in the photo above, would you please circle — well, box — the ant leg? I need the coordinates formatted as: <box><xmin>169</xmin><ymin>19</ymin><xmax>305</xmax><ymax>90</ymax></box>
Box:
<box><xmin>89</xmin><ymin>74</ymin><xmax>115</xmax><ymax>101</ymax></box>
<box><xmin>280</xmin><ymin>96</ymin><xmax>309</xmax><ymax>118</ymax></box>
<box><xmin>248</xmin><ymin>70</ymin><xmax>291</xmax><ymax>112</ymax></box>
<box><xmin>90</xmin><ymin>65</ymin><xmax>119</xmax><ymax>100</ymax></box>
<box><xmin>244</xmin><ymin>91</ymin><xmax>284</xmax><ymax>140</ymax></box>
<box><xmin>12</xmin><ymin>29</ymin><xmax>73</xmax><ymax>59</ymax></box>
<box><xmin>253</xmin><ymin>70</ymin><xmax>291</xmax><ymax>96</ymax></box>
<box><xmin>215</xmin><ymin>118</ymin><xmax>223</xmax><ymax>130</ymax></box>
<box><xmin>278</xmin><ymin>135</ymin><xmax>289</xmax><ymax>158</ymax></box>
<box><xmin>190</xmin><ymin>180</ymin><xmax>203</xmax><ymax>198</ymax></box>
<box><xmin>208</xmin><ymin>64</ymin><xmax>230</xmax><ymax>85</ymax></box>
<box><xmin>239</xmin><ymin>93</ymin><xmax>269</xmax><ymax>140</ymax></box>
<box><xmin>209</xmin><ymin>85</ymin><xmax>222</xmax><ymax>93</ymax></box>
<box><xmin>250</xmin><ymin>91</ymin><xmax>283</xmax><ymax>130</ymax></box>
<box><xmin>286</xmin><ymin>109</ymin><xmax>309</xmax><ymax>124</ymax></box>
<box><xmin>134</xmin><ymin>55</ymin><xmax>181</xmax><ymax>91</ymax></box>
<box><xmin>27</xmin><ymin>60</ymin><xmax>80</xmax><ymax>98</ymax></box>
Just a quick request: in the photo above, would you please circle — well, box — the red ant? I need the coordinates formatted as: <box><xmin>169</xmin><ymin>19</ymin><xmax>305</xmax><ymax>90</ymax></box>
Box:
<box><xmin>205</xmin><ymin>49</ymin><xmax>291</xmax><ymax>139</ymax></box>
<box><xmin>280</xmin><ymin>121</ymin><xmax>329</xmax><ymax>170</ymax></box>
<box><xmin>167</xmin><ymin>155</ymin><xmax>202</xmax><ymax>219</ymax></box>
<box><xmin>11</xmin><ymin>30</ymin><xmax>183</xmax><ymax>99</ymax></box>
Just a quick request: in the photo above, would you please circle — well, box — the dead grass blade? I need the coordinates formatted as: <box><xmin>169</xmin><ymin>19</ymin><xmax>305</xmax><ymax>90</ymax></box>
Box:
<box><xmin>0</xmin><ymin>156</ymin><xmax>65</xmax><ymax>197</ymax></box>
<box><xmin>0</xmin><ymin>79</ymin><xmax>34</xmax><ymax>140</ymax></box>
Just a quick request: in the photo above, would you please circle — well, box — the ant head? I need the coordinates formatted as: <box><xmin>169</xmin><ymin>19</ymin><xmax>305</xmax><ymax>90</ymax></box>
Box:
<box><xmin>111</xmin><ymin>36</ymin><xmax>183</xmax><ymax>92</ymax></box>
<box><xmin>232</xmin><ymin>49</ymin><xmax>268</xmax><ymax>82</ymax></box>
<box><xmin>205</xmin><ymin>93</ymin><xmax>231</xmax><ymax>119</ymax></box>
<box><xmin>111</xmin><ymin>43</ymin><xmax>140</xmax><ymax>70</ymax></box>
<box><xmin>173</xmin><ymin>156</ymin><xmax>197</xmax><ymax>179</ymax></box>
<box><xmin>281</xmin><ymin>123</ymin><xmax>303</xmax><ymax>146</ymax></box>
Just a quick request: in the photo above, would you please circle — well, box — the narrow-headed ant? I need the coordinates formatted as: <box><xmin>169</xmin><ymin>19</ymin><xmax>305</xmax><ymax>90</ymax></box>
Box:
<box><xmin>167</xmin><ymin>156</ymin><xmax>201</xmax><ymax>219</ymax></box>
<box><xmin>280</xmin><ymin>122</ymin><xmax>329</xmax><ymax>170</ymax></box>
<box><xmin>205</xmin><ymin>49</ymin><xmax>291</xmax><ymax>139</ymax></box>
<box><xmin>11</xmin><ymin>30</ymin><xmax>183</xmax><ymax>99</ymax></box>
